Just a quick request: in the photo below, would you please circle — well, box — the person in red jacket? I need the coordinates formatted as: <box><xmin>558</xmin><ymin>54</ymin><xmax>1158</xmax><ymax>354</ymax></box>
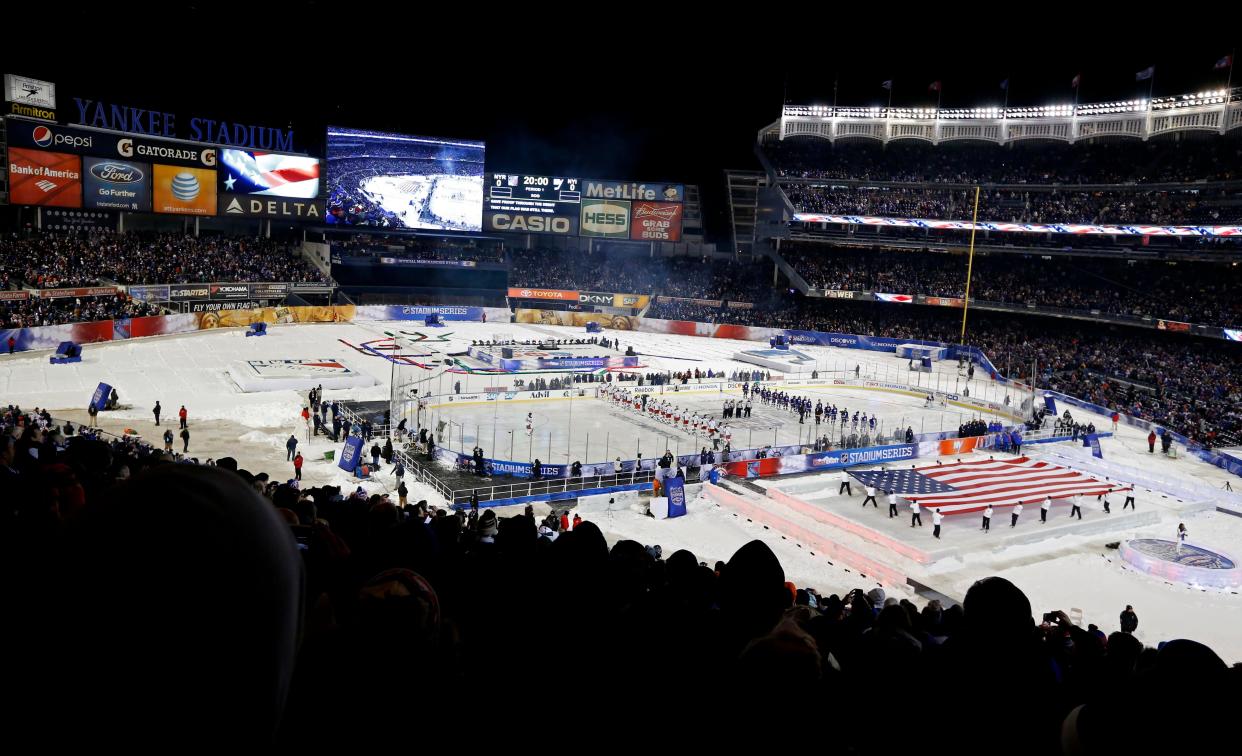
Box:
<box><xmin>1111</xmin><ymin>411</ymin><xmax>1120</xmax><ymax>431</ymax></box>
<box><xmin>572</xmin><ymin>513</ymin><xmax>582</xmax><ymax>529</ymax></box>
<box><xmin>293</xmin><ymin>452</ymin><xmax>303</xmax><ymax>481</ymax></box>
<box><xmin>301</xmin><ymin>406</ymin><xmax>310</xmax><ymax>426</ymax></box>
<box><xmin>1148</xmin><ymin>430</ymin><xmax>1157</xmax><ymax>453</ymax></box>
<box><xmin>559</xmin><ymin>511</ymin><xmax>570</xmax><ymax>531</ymax></box>
<box><xmin>178</xmin><ymin>405</ymin><xmax>188</xmax><ymax>429</ymax></box>
<box><xmin>6</xmin><ymin>335</ymin><xmax>15</xmax><ymax>355</ymax></box>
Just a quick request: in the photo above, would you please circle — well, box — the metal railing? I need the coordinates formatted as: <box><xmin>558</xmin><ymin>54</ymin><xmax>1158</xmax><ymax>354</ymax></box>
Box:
<box><xmin>446</xmin><ymin>469</ymin><xmax>657</xmax><ymax>508</ymax></box>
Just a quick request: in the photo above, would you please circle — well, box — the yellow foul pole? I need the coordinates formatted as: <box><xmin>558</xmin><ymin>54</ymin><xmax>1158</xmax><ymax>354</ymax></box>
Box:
<box><xmin>960</xmin><ymin>186</ymin><xmax>981</xmax><ymax>344</ymax></box>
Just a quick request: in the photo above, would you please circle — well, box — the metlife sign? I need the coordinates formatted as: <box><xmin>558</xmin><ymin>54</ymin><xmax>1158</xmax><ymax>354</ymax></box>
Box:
<box><xmin>584</xmin><ymin>180</ymin><xmax>683</xmax><ymax>203</ymax></box>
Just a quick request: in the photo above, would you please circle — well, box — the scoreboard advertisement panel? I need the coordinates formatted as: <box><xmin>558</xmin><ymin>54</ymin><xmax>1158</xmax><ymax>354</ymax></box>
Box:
<box><xmin>484</xmin><ymin>173</ymin><xmax>683</xmax><ymax>239</ymax></box>
<box><xmin>483</xmin><ymin>173</ymin><xmax>582</xmax><ymax>235</ymax></box>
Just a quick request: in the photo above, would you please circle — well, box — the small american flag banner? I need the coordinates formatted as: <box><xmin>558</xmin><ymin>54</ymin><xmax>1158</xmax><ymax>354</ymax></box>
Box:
<box><xmin>850</xmin><ymin>457</ymin><xmax>1129</xmax><ymax>514</ymax></box>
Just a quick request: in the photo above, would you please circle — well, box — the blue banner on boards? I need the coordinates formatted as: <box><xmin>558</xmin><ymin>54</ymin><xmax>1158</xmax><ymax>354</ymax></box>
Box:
<box><xmin>90</xmin><ymin>382</ymin><xmax>112</xmax><ymax>411</ymax></box>
<box><xmin>666</xmin><ymin>475</ymin><xmax>687</xmax><ymax>518</ymax></box>
<box><xmin>338</xmin><ymin>435</ymin><xmax>364</xmax><ymax>472</ymax></box>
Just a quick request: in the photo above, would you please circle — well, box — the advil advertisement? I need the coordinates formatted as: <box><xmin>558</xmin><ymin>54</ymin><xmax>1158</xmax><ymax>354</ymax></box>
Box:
<box><xmin>630</xmin><ymin>201</ymin><xmax>682</xmax><ymax>241</ymax></box>
<box><xmin>153</xmin><ymin>164</ymin><xmax>217</xmax><ymax>215</ymax></box>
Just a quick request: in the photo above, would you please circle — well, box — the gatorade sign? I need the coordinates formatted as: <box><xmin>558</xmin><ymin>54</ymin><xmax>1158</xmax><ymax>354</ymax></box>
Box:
<box><xmin>580</xmin><ymin>200</ymin><xmax>630</xmax><ymax>238</ymax></box>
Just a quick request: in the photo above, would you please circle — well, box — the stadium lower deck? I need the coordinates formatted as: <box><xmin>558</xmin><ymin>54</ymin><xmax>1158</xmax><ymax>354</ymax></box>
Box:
<box><xmin>3</xmin><ymin>319</ymin><xmax>1240</xmax><ymax>661</ymax></box>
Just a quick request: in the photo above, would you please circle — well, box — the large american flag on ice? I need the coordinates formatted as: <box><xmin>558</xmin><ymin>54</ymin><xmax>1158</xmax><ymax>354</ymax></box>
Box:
<box><xmin>849</xmin><ymin>456</ymin><xmax>1130</xmax><ymax>514</ymax></box>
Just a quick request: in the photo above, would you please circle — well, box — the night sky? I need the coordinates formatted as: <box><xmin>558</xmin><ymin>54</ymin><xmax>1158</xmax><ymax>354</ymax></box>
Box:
<box><xmin>4</xmin><ymin>8</ymin><xmax>1237</xmax><ymax>239</ymax></box>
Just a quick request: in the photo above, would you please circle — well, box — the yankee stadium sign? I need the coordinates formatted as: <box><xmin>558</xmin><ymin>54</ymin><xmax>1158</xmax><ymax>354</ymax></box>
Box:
<box><xmin>72</xmin><ymin>98</ymin><xmax>296</xmax><ymax>152</ymax></box>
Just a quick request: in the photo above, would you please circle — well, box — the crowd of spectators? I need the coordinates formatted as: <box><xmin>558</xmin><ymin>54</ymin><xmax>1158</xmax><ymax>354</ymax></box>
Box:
<box><xmin>3</xmin><ymin>402</ymin><xmax>1235</xmax><ymax>748</ymax></box>
<box><xmin>330</xmin><ymin>236</ymin><xmax>505</xmax><ymax>264</ymax></box>
<box><xmin>766</xmin><ymin>135</ymin><xmax>1242</xmax><ymax>184</ymax></box>
<box><xmin>0</xmin><ymin>230</ymin><xmax>327</xmax><ymax>289</ymax></box>
<box><xmin>780</xmin><ymin>246</ymin><xmax>1242</xmax><ymax>326</ymax></box>
<box><xmin>1</xmin><ymin>293</ymin><xmax>157</xmax><ymax>329</ymax></box>
<box><xmin>509</xmin><ymin>247</ymin><xmax>772</xmax><ymax>303</ymax></box>
<box><xmin>729</xmin><ymin>298</ymin><xmax>1242</xmax><ymax>446</ymax></box>
<box><xmin>783</xmin><ymin>183</ymin><xmax>1242</xmax><ymax>225</ymax></box>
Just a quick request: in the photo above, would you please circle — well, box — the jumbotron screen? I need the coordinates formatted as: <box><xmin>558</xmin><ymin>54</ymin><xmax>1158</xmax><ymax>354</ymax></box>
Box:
<box><xmin>325</xmin><ymin>126</ymin><xmax>485</xmax><ymax>231</ymax></box>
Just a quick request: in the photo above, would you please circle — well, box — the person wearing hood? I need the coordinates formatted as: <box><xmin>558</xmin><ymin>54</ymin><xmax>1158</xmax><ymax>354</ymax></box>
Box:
<box><xmin>39</xmin><ymin>464</ymin><xmax>303</xmax><ymax>746</ymax></box>
<box><xmin>476</xmin><ymin>509</ymin><xmax>498</xmax><ymax>543</ymax></box>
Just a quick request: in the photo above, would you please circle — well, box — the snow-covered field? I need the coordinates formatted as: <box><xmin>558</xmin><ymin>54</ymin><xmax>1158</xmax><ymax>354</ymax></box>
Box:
<box><xmin>5</xmin><ymin>319</ymin><xmax>1240</xmax><ymax>660</ymax></box>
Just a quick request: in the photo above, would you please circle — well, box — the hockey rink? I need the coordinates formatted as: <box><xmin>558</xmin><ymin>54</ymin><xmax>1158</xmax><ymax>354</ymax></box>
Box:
<box><xmin>4</xmin><ymin>317</ymin><xmax>1239</xmax><ymax>660</ymax></box>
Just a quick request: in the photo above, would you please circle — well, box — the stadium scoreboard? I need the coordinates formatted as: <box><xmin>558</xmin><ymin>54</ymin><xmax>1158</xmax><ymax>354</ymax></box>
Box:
<box><xmin>486</xmin><ymin>173</ymin><xmax>581</xmax><ymax>207</ymax></box>
<box><xmin>483</xmin><ymin>173</ymin><xmax>584</xmax><ymax>235</ymax></box>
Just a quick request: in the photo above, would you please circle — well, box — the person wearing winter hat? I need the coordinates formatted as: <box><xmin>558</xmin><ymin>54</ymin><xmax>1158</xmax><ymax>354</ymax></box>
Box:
<box><xmin>477</xmin><ymin>509</ymin><xmax>498</xmax><ymax>542</ymax></box>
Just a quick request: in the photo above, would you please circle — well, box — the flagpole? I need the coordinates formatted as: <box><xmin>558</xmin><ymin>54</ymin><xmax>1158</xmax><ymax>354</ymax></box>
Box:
<box><xmin>936</xmin><ymin>85</ymin><xmax>943</xmax><ymax>117</ymax></box>
<box><xmin>960</xmin><ymin>186</ymin><xmax>981</xmax><ymax>345</ymax></box>
<box><xmin>887</xmin><ymin>81</ymin><xmax>893</xmax><ymax>113</ymax></box>
<box><xmin>1003</xmin><ymin>79</ymin><xmax>1010</xmax><ymax>112</ymax></box>
<box><xmin>833</xmin><ymin>73</ymin><xmax>839</xmax><ymax>115</ymax></box>
<box><xmin>1228</xmin><ymin>49</ymin><xmax>1236</xmax><ymax>95</ymax></box>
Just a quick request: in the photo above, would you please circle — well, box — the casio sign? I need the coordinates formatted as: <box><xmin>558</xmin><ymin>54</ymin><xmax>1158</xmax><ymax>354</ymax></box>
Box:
<box><xmin>90</xmin><ymin>162</ymin><xmax>144</xmax><ymax>183</ymax></box>
<box><xmin>491</xmin><ymin>213</ymin><xmax>571</xmax><ymax>234</ymax></box>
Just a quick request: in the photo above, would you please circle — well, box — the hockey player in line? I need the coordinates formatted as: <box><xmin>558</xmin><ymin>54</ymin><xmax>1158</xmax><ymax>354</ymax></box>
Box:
<box><xmin>744</xmin><ymin>399</ymin><xmax>752</xmax><ymax>417</ymax></box>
